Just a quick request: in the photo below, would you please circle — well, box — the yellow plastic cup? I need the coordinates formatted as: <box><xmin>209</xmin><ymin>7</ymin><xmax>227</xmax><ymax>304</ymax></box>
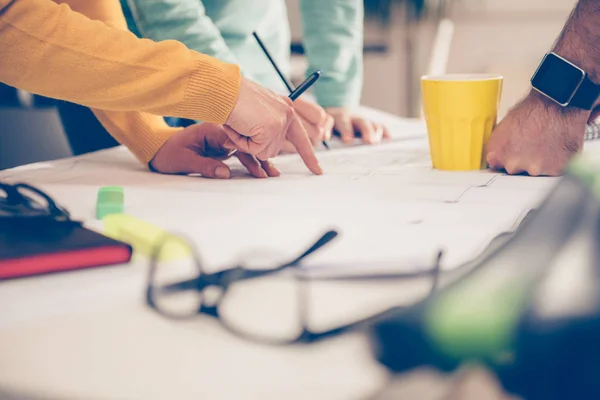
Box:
<box><xmin>421</xmin><ymin>74</ymin><xmax>503</xmax><ymax>171</ymax></box>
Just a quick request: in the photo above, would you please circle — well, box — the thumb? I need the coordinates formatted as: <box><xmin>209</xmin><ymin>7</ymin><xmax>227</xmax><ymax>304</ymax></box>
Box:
<box><xmin>188</xmin><ymin>156</ymin><xmax>231</xmax><ymax>179</ymax></box>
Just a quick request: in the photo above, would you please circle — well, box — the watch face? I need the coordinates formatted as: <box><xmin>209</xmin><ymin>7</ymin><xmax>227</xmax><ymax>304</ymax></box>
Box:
<box><xmin>531</xmin><ymin>53</ymin><xmax>585</xmax><ymax>105</ymax></box>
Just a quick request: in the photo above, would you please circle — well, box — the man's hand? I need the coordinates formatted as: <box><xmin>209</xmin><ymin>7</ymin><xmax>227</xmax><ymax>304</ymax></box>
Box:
<box><xmin>326</xmin><ymin>107</ymin><xmax>391</xmax><ymax>145</ymax></box>
<box><xmin>224</xmin><ymin>77</ymin><xmax>322</xmax><ymax>175</ymax></box>
<box><xmin>486</xmin><ymin>92</ymin><xmax>590</xmax><ymax>176</ymax></box>
<box><xmin>150</xmin><ymin>123</ymin><xmax>281</xmax><ymax>179</ymax></box>
<box><xmin>280</xmin><ymin>98</ymin><xmax>334</xmax><ymax>153</ymax></box>
<box><xmin>295</xmin><ymin>98</ymin><xmax>334</xmax><ymax>145</ymax></box>
<box><xmin>487</xmin><ymin>0</ymin><xmax>600</xmax><ymax>176</ymax></box>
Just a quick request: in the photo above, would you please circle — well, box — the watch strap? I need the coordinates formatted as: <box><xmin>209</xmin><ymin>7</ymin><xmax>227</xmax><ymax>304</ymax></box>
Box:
<box><xmin>570</xmin><ymin>74</ymin><xmax>600</xmax><ymax>110</ymax></box>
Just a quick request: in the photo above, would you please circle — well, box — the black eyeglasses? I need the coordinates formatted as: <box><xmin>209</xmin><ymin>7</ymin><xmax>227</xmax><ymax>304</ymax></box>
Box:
<box><xmin>0</xmin><ymin>182</ymin><xmax>70</xmax><ymax>220</ymax></box>
<box><xmin>146</xmin><ymin>230</ymin><xmax>338</xmax><ymax>317</ymax></box>
<box><xmin>145</xmin><ymin>229</ymin><xmax>445</xmax><ymax>345</ymax></box>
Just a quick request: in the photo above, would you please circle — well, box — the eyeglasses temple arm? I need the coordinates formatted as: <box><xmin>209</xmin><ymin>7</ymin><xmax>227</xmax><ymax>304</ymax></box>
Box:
<box><xmin>284</xmin><ymin>230</ymin><xmax>338</xmax><ymax>267</ymax></box>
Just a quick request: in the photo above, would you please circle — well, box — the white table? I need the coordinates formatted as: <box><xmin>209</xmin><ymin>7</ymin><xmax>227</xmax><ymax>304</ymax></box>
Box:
<box><xmin>0</xmin><ymin>109</ymin><xmax>561</xmax><ymax>400</ymax></box>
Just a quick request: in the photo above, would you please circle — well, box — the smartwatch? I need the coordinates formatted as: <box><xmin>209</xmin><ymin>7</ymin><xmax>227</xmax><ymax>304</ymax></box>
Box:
<box><xmin>531</xmin><ymin>52</ymin><xmax>600</xmax><ymax>110</ymax></box>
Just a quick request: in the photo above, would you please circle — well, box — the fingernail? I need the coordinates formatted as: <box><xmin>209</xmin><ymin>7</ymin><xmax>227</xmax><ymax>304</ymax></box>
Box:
<box><xmin>315</xmin><ymin>164</ymin><xmax>324</xmax><ymax>175</ymax></box>
<box><xmin>215</xmin><ymin>166</ymin><xmax>230</xmax><ymax>179</ymax></box>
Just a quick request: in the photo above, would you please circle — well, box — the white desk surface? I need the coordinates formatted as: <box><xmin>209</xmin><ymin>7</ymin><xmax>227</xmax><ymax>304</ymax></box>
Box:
<box><xmin>0</xmin><ymin>108</ymin><xmax>567</xmax><ymax>400</ymax></box>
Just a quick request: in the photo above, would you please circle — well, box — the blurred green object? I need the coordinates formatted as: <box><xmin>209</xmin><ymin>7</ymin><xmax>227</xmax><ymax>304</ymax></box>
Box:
<box><xmin>372</xmin><ymin>154</ymin><xmax>600</xmax><ymax>399</ymax></box>
<box><xmin>96</xmin><ymin>186</ymin><xmax>124</xmax><ymax>220</ymax></box>
<box><xmin>425</xmin><ymin>153</ymin><xmax>600</xmax><ymax>363</ymax></box>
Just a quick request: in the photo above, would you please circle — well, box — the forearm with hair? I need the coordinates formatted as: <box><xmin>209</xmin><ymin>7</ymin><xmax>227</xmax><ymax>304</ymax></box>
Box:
<box><xmin>553</xmin><ymin>0</ymin><xmax>600</xmax><ymax>82</ymax></box>
<box><xmin>527</xmin><ymin>0</ymin><xmax>600</xmax><ymax>114</ymax></box>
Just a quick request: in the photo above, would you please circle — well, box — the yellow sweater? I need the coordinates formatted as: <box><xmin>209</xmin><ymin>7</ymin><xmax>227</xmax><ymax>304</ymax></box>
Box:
<box><xmin>0</xmin><ymin>0</ymin><xmax>241</xmax><ymax>163</ymax></box>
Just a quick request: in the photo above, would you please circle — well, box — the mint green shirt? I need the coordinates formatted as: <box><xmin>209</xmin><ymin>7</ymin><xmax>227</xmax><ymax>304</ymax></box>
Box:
<box><xmin>122</xmin><ymin>0</ymin><xmax>363</xmax><ymax>108</ymax></box>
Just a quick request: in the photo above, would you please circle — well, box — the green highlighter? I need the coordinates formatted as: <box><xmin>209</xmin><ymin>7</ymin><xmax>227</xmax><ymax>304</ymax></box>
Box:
<box><xmin>96</xmin><ymin>186</ymin><xmax>124</xmax><ymax>220</ymax></box>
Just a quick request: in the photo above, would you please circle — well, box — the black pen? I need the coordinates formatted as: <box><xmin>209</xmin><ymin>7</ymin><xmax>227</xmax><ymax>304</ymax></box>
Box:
<box><xmin>253</xmin><ymin>31</ymin><xmax>330</xmax><ymax>150</ymax></box>
<box><xmin>252</xmin><ymin>32</ymin><xmax>294</xmax><ymax>93</ymax></box>
<box><xmin>289</xmin><ymin>71</ymin><xmax>321</xmax><ymax>101</ymax></box>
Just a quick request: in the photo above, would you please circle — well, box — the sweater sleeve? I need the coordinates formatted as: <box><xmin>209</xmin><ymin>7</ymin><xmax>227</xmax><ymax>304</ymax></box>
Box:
<box><xmin>50</xmin><ymin>0</ymin><xmax>185</xmax><ymax>163</ymax></box>
<box><xmin>0</xmin><ymin>0</ymin><xmax>241</xmax><ymax>124</ymax></box>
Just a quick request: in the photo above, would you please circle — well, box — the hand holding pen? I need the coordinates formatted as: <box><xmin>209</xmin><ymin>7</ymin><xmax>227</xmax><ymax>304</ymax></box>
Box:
<box><xmin>223</xmin><ymin>75</ymin><xmax>323</xmax><ymax>175</ymax></box>
<box><xmin>253</xmin><ymin>32</ymin><xmax>332</xmax><ymax>150</ymax></box>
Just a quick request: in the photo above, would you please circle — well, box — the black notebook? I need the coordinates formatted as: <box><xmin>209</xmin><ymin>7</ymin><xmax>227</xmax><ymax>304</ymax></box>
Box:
<box><xmin>0</xmin><ymin>217</ymin><xmax>132</xmax><ymax>279</ymax></box>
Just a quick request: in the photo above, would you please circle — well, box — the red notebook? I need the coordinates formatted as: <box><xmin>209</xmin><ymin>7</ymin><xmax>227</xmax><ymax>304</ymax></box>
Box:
<box><xmin>0</xmin><ymin>217</ymin><xmax>132</xmax><ymax>279</ymax></box>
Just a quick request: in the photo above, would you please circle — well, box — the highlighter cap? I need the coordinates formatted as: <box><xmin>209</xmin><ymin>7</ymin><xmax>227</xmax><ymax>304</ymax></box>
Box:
<box><xmin>96</xmin><ymin>186</ymin><xmax>124</xmax><ymax>220</ymax></box>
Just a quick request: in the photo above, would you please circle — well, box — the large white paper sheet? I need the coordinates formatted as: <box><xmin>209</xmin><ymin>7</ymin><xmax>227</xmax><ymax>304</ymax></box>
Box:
<box><xmin>0</xmin><ymin>108</ymin><xmax>564</xmax><ymax>400</ymax></box>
